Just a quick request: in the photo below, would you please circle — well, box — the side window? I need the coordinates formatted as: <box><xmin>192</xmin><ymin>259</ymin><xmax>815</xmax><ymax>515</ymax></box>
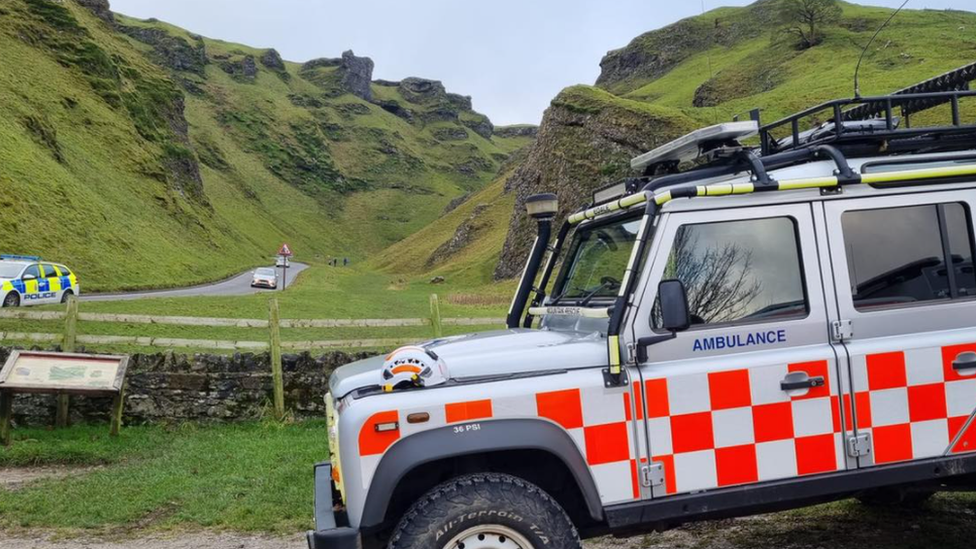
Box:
<box><xmin>842</xmin><ymin>203</ymin><xmax>976</xmax><ymax>311</ymax></box>
<box><xmin>654</xmin><ymin>217</ymin><xmax>808</xmax><ymax>328</ymax></box>
<box><xmin>42</xmin><ymin>264</ymin><xmax>58</xmax><ymax>278</ymax></box>
<box><xmin>23</xmin><ymin>265</ymin><xmax>40</xmax><ymax>279</ymax></box>
<box><xmin>57</xmin><ymin>266</ymin><xmax>73</xmax><ymax>278</ymax></box>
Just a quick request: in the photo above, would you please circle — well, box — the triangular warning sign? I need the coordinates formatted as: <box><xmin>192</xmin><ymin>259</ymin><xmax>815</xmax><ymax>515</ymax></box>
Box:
<box><xmin>278</xmin><ymin>243</ymin><xmax>293</xmax><ymax>257</ymax></box>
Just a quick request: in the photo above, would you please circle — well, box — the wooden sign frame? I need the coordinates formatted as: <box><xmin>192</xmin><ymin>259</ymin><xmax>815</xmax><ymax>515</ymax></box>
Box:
<box><xmin>0</xmin><ymin>351</ymin><xmax>130</xmax><ymax>445</ymax></box>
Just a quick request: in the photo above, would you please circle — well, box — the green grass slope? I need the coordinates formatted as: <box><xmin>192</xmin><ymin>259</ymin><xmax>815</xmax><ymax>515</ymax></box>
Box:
<box><xmin>0</xmin><ymin>0</ymin><xmax>522</xmax><ymax>291</ymax></box>
<box><xmin>604</xmin><ymin>1</ymin><xmax>976</xmax><ymax>126</ymax></box>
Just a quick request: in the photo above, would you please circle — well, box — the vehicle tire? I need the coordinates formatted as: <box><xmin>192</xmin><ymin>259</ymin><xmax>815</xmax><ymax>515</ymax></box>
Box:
<box><xmin>388</xmin><ymin>473</ymin><xmax>581</xmax><ymax>549</ymax></box>
<box><xmin>61</xmin><ymin>290</ymin><xmax>73</xmax><ymax>304</ymax></box>
<box><xmin>858</xmin><ymin>486</ymin><xmax>935</xmax><ymax>507</ymax></box>
<box><xmin>2</xmin><ymin>292</ymin><xmax>20</xmax><ymax>308</ymax></box>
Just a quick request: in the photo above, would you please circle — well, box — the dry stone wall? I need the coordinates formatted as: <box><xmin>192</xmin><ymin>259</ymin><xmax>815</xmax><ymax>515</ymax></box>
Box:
<box><xmin>0</xmin><ymin>347</ymin><xmax>369</xmax><ymax>426</ymax></box>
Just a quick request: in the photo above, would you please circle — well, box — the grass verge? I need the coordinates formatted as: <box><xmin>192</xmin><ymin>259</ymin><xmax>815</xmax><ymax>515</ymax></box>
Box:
<box><xmin>0</xmin><ymin>421</ymin><xmax>326</xmax><ymax>534</ymax></box>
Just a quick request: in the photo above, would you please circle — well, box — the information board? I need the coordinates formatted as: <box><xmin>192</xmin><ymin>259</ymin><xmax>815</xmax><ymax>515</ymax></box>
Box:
<box><xmin>0</xmin><ymin>351</ymin><xmax>128</xmax><ymax>395</ymax></box>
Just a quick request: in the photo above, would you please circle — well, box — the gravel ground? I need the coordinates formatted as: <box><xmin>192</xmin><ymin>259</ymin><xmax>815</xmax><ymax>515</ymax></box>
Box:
<box><xmin>0</xmin><ymin>467</ymin><xmax>99</xmax><ymax>491</ymax></box>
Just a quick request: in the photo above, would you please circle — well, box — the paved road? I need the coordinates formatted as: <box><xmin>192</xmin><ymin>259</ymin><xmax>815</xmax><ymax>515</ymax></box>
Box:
<box><xmin>80</xmin><ymin>263</ymin><xmax>308</xmax><ymax>302</ymax></box>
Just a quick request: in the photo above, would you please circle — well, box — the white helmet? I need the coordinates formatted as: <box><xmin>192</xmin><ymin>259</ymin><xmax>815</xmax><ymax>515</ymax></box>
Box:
<box><xmin>381</xmin><ymin>346</ymin><xmax>449</xmax><ymax>392</ymax></box>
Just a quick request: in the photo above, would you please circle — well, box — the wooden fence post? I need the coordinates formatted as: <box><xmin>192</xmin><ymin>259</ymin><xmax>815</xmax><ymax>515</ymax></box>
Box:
<box><xmin>429</xmin><ymin>294</ymin><xmax>443</xmax><ymax>338</ymax></box>
<box><xmin>109</xmin><ymin>386</ymin><xmax>125</xmax><ymax>437</ymax></box>
<box><xmin>0</xmin><ymin>391</ymin><xmax>12</xmax><ymax>446</ymax></box>
<box><xmin>269</xmin><ymin>298</ymin><xmax>285</xmax><ymax>420</ymax></box>
<box><xmin>56</xmin><ymin>295</ymin><xmax>80</xmax><ymax>428</ymax></box>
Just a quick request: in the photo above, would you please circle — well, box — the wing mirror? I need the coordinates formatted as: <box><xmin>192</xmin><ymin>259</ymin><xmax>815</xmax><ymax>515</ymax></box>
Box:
<box><xmin>637</xmin><ymin>279</ymin><xmax>690</xmax><ymax>362</ymax></box>
<box><xmin>658</xmin><ymin>279</ymin><xmax>691</xmax><ymax>332</ymax></box>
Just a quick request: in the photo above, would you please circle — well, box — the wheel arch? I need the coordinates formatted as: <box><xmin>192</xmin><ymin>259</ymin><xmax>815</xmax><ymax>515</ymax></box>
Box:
<box><xmin>359</xmin><ymin>418</ymin><xmax>605</xmax><ymax>531</ymax></box>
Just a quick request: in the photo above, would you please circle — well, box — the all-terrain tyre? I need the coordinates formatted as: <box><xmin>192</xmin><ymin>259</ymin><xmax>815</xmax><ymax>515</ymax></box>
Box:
<box><xmin>858</xmin><ymin>486</ymin><xmax>935</xmax><ymax>507</ymax></box>
<box><xmin>388</xmin><ymin>473</ymin><xmax>581</xmax><ymax>549</ymax></box>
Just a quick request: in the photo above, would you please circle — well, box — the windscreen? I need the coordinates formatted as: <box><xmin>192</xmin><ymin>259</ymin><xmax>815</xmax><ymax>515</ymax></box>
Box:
<box><xmin>554</xmin><ymin>218</ymin><xmax>641</xmax><ymax>303</ymax></box>
<box><xmin>256</xmin><ymin>268</ymin><xmax>276</xmax><ymax>276</ymax></box>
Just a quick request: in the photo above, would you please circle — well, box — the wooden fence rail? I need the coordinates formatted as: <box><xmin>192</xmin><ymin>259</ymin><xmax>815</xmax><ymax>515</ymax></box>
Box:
<box><xmin>0</xmin><ymin>309</ymin><xmax>504</xmax><ymax>329</ymax></box>
<box><xmin>0</xmin><ymin>294</ymin><xmax>504</xmax><ymax>352</ymax></box>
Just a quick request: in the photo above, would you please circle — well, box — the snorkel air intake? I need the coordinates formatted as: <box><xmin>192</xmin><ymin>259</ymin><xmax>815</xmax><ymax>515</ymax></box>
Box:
<box><xmin>506</xmin><ymin>194</ymin><xmax>558</xmax><ymax>329</ymax></box>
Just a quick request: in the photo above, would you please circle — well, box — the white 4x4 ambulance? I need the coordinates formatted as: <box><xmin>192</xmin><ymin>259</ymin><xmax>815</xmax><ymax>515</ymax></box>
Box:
<box><xmin>0</xmin><ymin>255</ymin><xmax>80</xmax><ymax>308</ymax></box>
<box><xmin>309</xmin><ymin>68</ymin><xmax>976</xmax><ymax>549</ymax></box>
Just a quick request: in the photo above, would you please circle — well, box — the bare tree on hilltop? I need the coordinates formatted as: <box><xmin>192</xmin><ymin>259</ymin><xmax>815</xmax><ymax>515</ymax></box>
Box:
<box><xmin>778</xmin><ymin>0</ymin><xmax>843</xmax><ymax>49</ymax></box>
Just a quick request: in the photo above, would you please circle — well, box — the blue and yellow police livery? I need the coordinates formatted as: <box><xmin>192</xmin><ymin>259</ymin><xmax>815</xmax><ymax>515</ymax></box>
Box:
<box><xmin>0</xmin><ymin>255</ymin><xmax>80</xmax><ymax>308</ymax></box>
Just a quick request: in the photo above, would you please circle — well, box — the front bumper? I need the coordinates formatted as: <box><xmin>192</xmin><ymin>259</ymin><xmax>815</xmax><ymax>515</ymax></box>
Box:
<box><xmin>307</xmin><ymin>462</ymin><xmax>361</xmax><ymax>549</ymax></box>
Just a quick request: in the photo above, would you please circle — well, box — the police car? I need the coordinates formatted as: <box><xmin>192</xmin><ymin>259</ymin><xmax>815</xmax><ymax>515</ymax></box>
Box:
<box><xmin>0</xmin><ymin>255</ymin><xmax>80</xmax><ymax>308</ymax></box>
<box><xmin>308</xmin><ymin>66</ymin><xmax>976</xmax><ymax>549</ymax></box>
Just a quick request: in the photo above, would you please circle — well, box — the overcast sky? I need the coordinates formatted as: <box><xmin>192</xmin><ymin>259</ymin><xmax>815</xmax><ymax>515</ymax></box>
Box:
<box><xmin>110</xmin><ymin>0</ymin><xmax>972</xmax><ymax>126</ymax></box>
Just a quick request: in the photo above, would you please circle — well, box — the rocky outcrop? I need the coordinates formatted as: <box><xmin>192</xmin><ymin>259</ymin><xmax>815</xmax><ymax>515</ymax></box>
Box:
<box><xmin>433</xmin><ymin>127</ymin><xmax>468</xmax><ymax>141</ymax></box>
<box><xmin>160</xmin><ymin>95</ymin><xmax>205</xmax><ymax>199</ymax></box>
<box><xmin>494</xmin><ymin>86</ymin><xmax>697</xmax><ymax>279</ymax></box>
<box><xmin>301</xmin><ymin>50</ymin><xmax>374</xmax><ymax>100</ymax></box>
<box><xmin>260</xmin><ymin>48</ymin><xmax>286</xmax><ymax>71</ymax></box>
<box><xmin>462</xmin><ymin>114</ymin><xmax>494</xmax><ymax>140</ymax></box>
<box><xmin>219</xmin><ymin>54</ymin><xmax>258</xmax><ymax>82</ymax></box>
<box><xmin>427</xmin><ymin>204</ymin><xmax>491</xmax><ymax>267</ymax></box>
<box><xmin>494</xmin><ymin>125</ymin><xmax>539</xmax><ymax>139</ymax></box>
<box><xmin>76</xmin><ymin>0</ymin><xmax>113</xmax><ymax>23</ymax></box>
<box><xmin>596</xmin><ymin>0</ymin><xmax>779</xmax><ymax>94</ymax></box>
<box><xmin>374</xmin><ymin>99</ymin><xmax>414</xmax><ymax>122</ymax></box>
<box><xmin>118</xmin><ymin>25</ymin><xmax>207</xmax><ymax>75</ymax></box>
<box><xmin>338</xmin><ymin>50</ymin><xmax>374</xmax><ymax>100</ymax></box>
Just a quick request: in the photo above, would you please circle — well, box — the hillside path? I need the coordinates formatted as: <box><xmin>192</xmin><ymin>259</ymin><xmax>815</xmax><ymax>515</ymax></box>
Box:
<box><xmin>80</xmin><ymin>263</ymin><xmax>308</xmax><ymax>302</ymax></box>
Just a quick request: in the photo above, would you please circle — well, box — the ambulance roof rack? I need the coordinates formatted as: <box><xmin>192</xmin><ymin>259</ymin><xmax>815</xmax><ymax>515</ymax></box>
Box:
<box><xmin>0</xmin><ymin>254</ymin><xmax>41</xmax><ymax>262</ymax></box>
<box><xmin>759</xmin><ymin>61</ymin><xmax>976</xmax><ymax>156</ymax></box>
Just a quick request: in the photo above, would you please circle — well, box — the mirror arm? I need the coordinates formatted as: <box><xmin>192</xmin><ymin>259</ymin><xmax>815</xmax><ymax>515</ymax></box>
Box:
<box><xmin>636</xmin><ymin>333</ymin><xmax>676</xmax><ymax>363</ymax></box>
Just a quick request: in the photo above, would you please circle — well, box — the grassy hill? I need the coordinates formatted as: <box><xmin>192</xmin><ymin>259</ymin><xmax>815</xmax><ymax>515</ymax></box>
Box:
<box><xmin>0</xmin><ymin>0</ymin><xmax>532</xmax><ymax>291</ymax></box>
<box><xmin>395</xmin><ymin>0</ymin><xmax>976</xmax><ymax>282</ymax></box>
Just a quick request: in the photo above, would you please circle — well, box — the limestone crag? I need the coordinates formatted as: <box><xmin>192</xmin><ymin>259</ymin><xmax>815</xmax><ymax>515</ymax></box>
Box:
<box><xmin>494</xmin><ymin>88</ymin><xmax>697</xmax><ymax>279</ymax></box>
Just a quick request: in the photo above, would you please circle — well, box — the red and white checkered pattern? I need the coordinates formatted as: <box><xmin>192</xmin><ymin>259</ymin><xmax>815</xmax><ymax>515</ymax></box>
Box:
<box><xmin>638</xmin><ymin>360</ymin><xmax>847</xmax><ymax>496</ymax></box>
<box><xmin>354</xmin><ymin>373</ymin><xmax>639</xmax><ymax>504</ymax></box>
<box><xmin>850</xmin><ymin>343</ymin><xmax>976</xmax><ymax>465</ymax></box>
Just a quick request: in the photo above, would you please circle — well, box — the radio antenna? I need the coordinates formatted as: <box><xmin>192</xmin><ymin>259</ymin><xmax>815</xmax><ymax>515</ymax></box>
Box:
<box><xmin>854</xmin><ymin>0</ymin><xmax>910</xmax><ymax>99</ymax></box>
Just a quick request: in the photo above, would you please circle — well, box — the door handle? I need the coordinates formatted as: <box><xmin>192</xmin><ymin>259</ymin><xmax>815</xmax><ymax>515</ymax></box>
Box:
<box><xmin>781</xmin><ymin>373</ymin><xmax>825</xmax><ymax>392</ymax></box>
<box><xmin>953</xmin><ymin>352</ymin><xmax>976</xmax><ymax>373</ymax></box>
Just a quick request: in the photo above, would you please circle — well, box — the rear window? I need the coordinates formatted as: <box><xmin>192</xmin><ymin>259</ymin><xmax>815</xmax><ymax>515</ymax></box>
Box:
<box><xmin>57</xmin><ymin>265</ymin><xmax>72</xmax><ymax>277</ymax></box>
<box><xmin>842</xmin><ymin>203</ymin><xmax>976</xmax><ymax>310</ymax></box>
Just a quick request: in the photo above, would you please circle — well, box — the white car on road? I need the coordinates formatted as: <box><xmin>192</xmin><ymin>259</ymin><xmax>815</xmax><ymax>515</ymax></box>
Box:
<box><xmin>0</xmin><ymin>255</ymin><xmax>80</xmax><ymax>308</ymax></box>
<box><xmin>250</xmin><ymin>267</ymin><xmax>278</xmax><ymax>289</ymax></box>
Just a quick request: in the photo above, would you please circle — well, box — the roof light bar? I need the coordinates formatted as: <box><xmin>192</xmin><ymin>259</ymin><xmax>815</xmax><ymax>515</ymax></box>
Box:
<box><xmin>630</xmin><ymin>121</ymin><xmax>759</xmax><ymax>172</ymax></box>
<box><xmin>0</xmin><ymin>254</ymin><xmax>41</xmax><ymax>262</ymax></box>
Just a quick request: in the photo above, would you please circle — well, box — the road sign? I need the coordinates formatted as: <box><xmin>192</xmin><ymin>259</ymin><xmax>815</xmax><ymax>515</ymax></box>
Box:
<box><xmin>278</xmin><ymin>243</ymin><xmax>293</xmax><ymax>257</ymax></box>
